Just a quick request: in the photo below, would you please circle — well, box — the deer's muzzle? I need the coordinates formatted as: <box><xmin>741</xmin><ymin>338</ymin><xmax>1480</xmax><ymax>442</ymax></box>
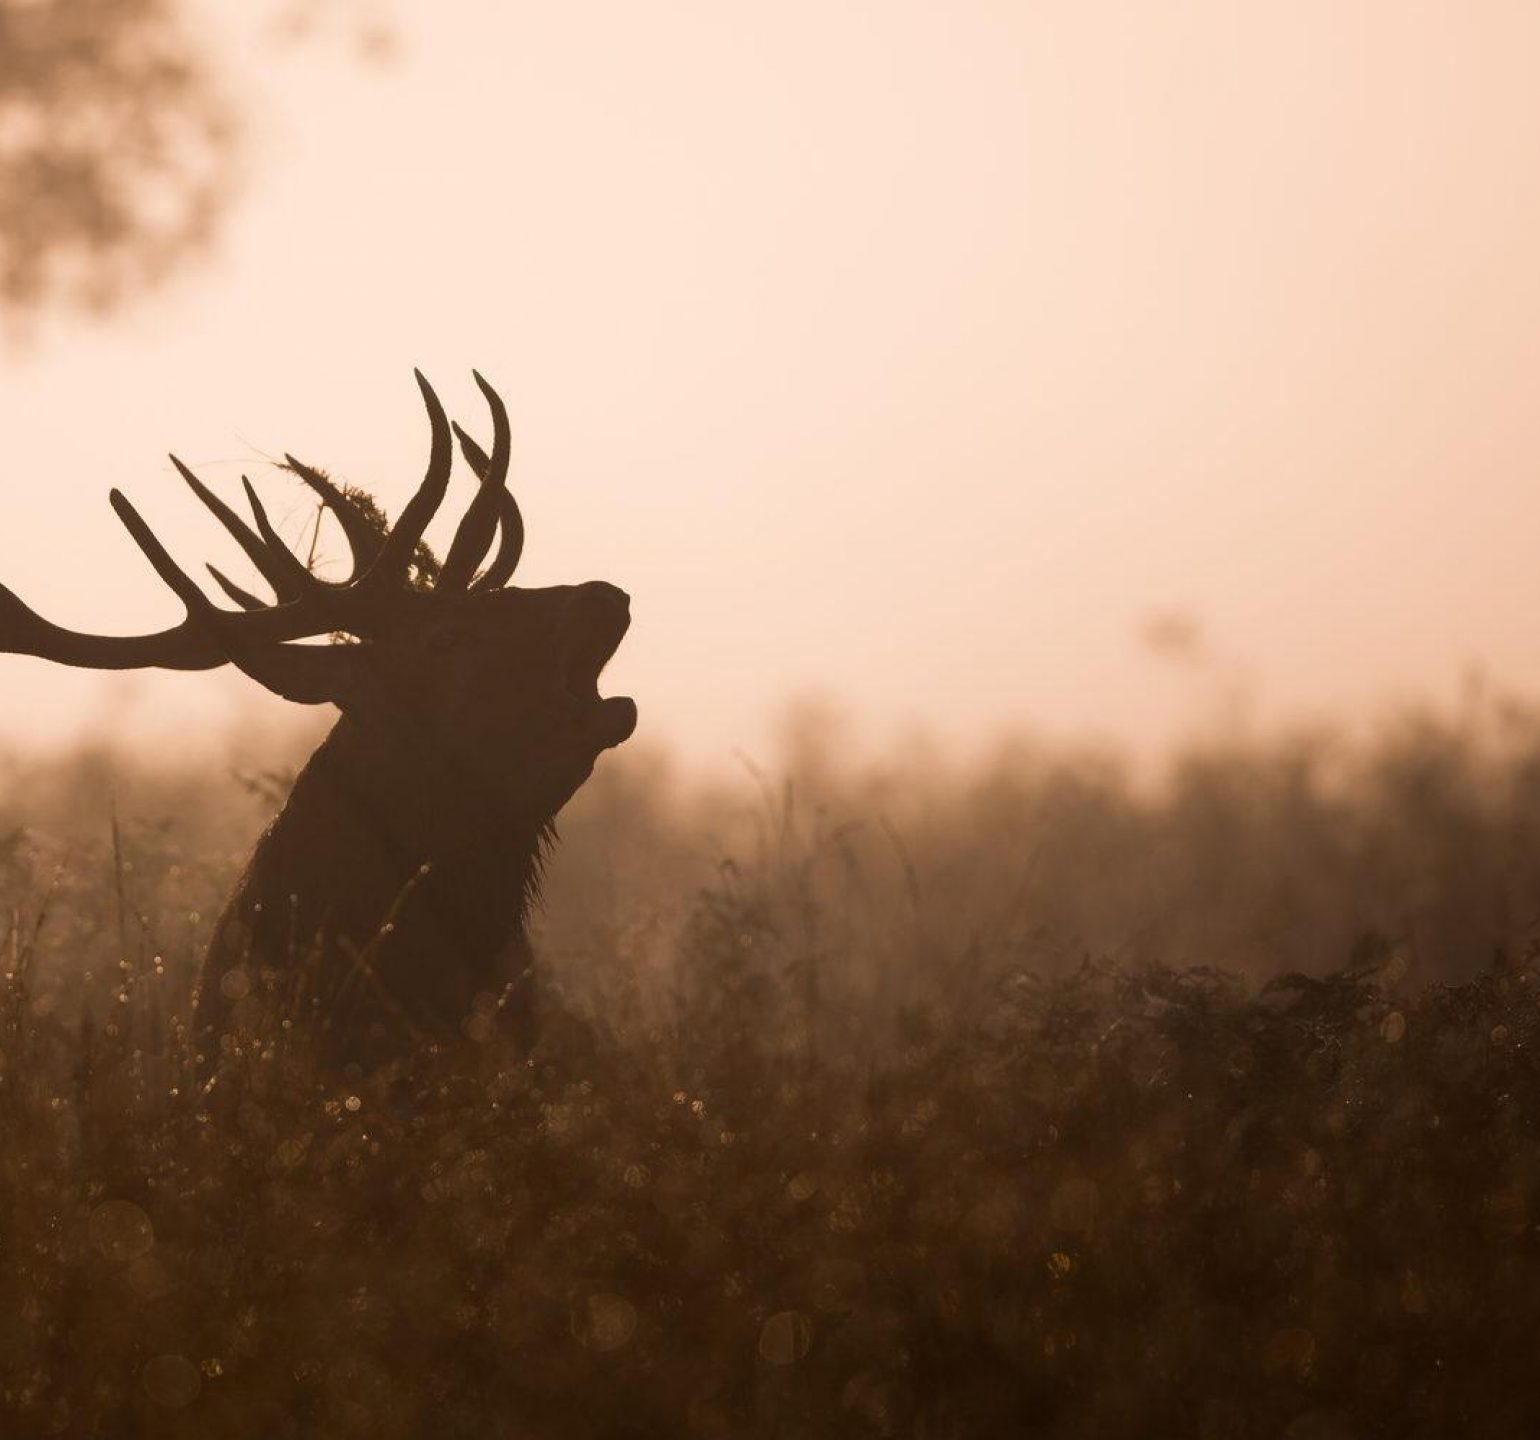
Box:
<box><xmin>563</xmin><ymin>583</ymin><xmax>636</xmax><ymax>749</ymax></box>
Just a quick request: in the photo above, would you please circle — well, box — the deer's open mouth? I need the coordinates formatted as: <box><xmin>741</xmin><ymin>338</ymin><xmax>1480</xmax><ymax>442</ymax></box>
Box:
<box><xmin>562</xmin><ymin>597</ymin><xmax>636</xmax><ymax>749</ymax></box>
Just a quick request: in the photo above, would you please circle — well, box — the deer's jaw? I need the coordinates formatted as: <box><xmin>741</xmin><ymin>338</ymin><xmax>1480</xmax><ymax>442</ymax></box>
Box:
<box><xmin>555</xmin><ymin>581</ymin><xmax>636</xmax><ymax>750</ymax></box>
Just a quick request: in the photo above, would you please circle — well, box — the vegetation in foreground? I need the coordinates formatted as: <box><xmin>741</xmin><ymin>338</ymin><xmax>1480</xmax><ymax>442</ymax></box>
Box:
<box><xmin>3</xmin><ymin>707</ymin><xmax>1540</xmax><ymax>1437</ymax></box>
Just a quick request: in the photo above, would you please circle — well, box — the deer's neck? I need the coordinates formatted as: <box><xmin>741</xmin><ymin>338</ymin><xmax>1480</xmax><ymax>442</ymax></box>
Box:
<box><xmin>205</xmin><ymin>715</ymin><xmax>543</xmax><ymax>1041</ymax></box>
<box><xmin>289</xmin><ymin>715</ymin><xmax>538</xmax><ymax>913</ymax></box>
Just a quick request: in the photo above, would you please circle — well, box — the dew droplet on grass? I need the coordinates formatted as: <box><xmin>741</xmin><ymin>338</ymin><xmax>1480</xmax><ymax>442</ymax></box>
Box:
<box><xmin>758</xmin><ymin>1310</ymin><xmax>812</xmax><ymax>1365</ymax></box>
<box><xmin>88</xmin><ymin>1199</ymin><xmax>154</xmax><ymax>1263</ymax></box>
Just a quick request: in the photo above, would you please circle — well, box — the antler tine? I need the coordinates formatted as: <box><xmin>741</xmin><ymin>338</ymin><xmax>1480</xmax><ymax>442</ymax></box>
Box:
<box><xmin>453</xmin><ymin>424</ymin><xmax>525</xmax><ymax>590</ymax></box>
<box><xmin>363</xmin><ymin>369</ymin><xmax>453</xmax><ymax>591</ymax></box>
<box><xmin>438</xmin><ymin>372</ymin><xmax>512</xmax><ymax>592</ymax></box>
<box><xmin>207</xmin><ymin>564</ymin><xmax>267</xmax><ymax>612</ymax></box>
<box><xmin>172</xmin><ymin>455</ymin><xmax>308</xmax><ymax>605</ymax></box>
<box><xmin>110</xmin><ymin>489</ymin><xmax>234</xmax><ymax>621</ymax></box>
<box><xmin>283</xmin><ymin>454</ymin><xmax>385</xmax><ymax>579</ymax></box>
<box><xmin>476</xmin><ymin>492</ymin><xmax>525</xmax><ymax>591</ymax></box>
<box><xmin>241</xmin><ymin>477</ymin><xmax>327</xmax><ymax>598</ymax></box>
<box><xmin>454</xmin><ymin>425</ymin><xmax>486</xmax><ymax>475</ymax></box>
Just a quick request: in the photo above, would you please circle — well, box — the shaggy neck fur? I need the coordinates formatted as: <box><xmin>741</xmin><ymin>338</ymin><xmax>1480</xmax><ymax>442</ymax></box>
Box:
<box><xmin>195</xmin><ymin>713</ymin><xmax>550</xmax><ymax>1063</ymax></box>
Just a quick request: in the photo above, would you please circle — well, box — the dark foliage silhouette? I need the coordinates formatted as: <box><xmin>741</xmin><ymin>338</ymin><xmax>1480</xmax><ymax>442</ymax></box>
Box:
<box><xmin>0</xmin><ymin>0</ymin><xmax>233</xmax><ymax>316</ymax></box>
<box><xmin>0</xmin><ymin>0</ymin><xmax>393</xmax><ymax>322</ymax></box>
<box><xmin>0</xmin><ymin>372</ymin><xmax>637</xmax><ymax>1063</ymax></box>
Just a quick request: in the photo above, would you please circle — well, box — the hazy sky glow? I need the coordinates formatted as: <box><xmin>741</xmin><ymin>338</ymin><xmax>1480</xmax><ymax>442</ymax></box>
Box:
<box><xmin>4</xmin><ymin>1</ymin><xmax>1540</xmax><ymax>768</ymax></box>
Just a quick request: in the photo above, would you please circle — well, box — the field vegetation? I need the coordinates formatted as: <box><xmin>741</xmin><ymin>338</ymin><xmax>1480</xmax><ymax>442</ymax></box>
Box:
<box><xmin>3</xmin><ymin>700</ymin><xmax>1540</xmax><ymax>1436</ymax></box>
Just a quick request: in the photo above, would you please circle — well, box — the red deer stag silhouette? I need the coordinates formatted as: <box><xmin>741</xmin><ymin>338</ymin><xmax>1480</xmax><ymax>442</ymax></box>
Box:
<box><xmin>0</xmin><ymin>371</ymin><xmax>637</xmax><ymax>1065</ymax></box>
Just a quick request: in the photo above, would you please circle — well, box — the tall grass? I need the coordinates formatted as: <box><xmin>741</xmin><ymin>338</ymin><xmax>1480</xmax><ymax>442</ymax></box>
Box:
<box><xmin>2</xmin><ymin>702</ymin><xmax>1540</xmax><ymax>1435</ymax></box>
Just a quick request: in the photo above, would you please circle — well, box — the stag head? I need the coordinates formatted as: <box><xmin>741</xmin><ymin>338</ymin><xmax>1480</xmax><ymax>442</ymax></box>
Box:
<box><xmin>0</xmin><ymin>371</ymin><xmax>637</xmax><ymax>820</ymax></box>
<box><xmin>1</xmin><ymin>372</ymin><xmax>637</xmax><ymax>1062</ymax></box>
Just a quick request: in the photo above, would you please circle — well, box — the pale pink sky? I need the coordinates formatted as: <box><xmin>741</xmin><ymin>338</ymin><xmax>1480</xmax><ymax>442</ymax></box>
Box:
<box><xmin>3</xmin><ymin>1</ymin><xmax>1539</xmax><ymax>768</ymax></box>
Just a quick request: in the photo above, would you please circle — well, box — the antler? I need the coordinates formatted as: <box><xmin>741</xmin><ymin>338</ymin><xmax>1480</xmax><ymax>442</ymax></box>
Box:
<box><xmin>439</xmin><ymin>371</ymin><xmax>511</xmax><ymax>592</ymax></box>
<box><xmin>451</xmin><ymin>419</ymin><xmax>525</xmax><ymax>591</ymax></box>
<box><xmin>0</xmin><ymin>371</ymin><xmax>529</xmax><ymax>699</ymax></box>
<box><xmin>281</xmin><ymin>455</ymin><xmax>387</xmax><ymax>578</ymax></box>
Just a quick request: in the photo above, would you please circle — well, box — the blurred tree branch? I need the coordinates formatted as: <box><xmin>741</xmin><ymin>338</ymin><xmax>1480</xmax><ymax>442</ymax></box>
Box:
<box><xmin>0</xmin><ymin>0</ymin><xmax>394</xmax><ymax>323</ymax></box>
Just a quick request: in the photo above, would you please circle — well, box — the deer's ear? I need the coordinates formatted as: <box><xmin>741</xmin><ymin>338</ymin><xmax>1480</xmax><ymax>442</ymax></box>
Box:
<box><xmin>225</xmin><ymin>640</ymin><xmax>366</xmax><ymax>708</ymax></box>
